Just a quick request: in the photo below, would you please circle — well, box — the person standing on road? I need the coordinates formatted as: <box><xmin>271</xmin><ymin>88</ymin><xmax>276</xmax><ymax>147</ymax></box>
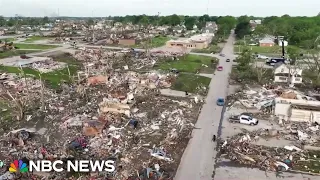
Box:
<box><xmin>212</xmin><ymin>135</ymin><xmax>216</xmax><ymax>142</ymax></box>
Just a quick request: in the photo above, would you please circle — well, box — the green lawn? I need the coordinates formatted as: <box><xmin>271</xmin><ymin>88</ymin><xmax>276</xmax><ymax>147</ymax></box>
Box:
<box><xmin>134</xmin><ymin>36</ymin><xmax>170</xmax><ymax>48</ymax></box>
<box><xmin>234</xmin><ymin>45</ymin><xmax>306</xmax><ymax>56</ymax></box>
<box><xmin>24</xmin><ymin>36</ymin><xmax>51</xmax><ymax>43</ymax></box>
<box><xmin>191</xmin><ymin>45</ymin><xmax>221</xmax><ymax>54</ymax></box>
<box><xmin>0</xmin><ymin>50</ymin><xmax>40</xmax><ymax>59</ymax></box>
<box><xmin>155</xmin><ymin>54</ymin><xmax>218</xmax><ymax>73</ymax></box>
<box><xmin>171</xmin><ymin>73</ymin><xmax>211</xmax><ymax>95</ymax></box>
<box><xmin>149</xmin><ymin>36</ymin><xmax>170</xmax><ymax>47</ymax></box>
<box><xmin>0</xmin><ymin>38</ymin><xmax>15</xmax><ymax>42</ymax></box>
<box><xmin>14</xmin><ymin>43</ymin><xmax>59</xmax><ymax>50</ymax></box>
<box><xmin>234</xmin><ymin>45</ymin><xmax>282</xmax><ymax>54</ymax></box>
<box><xmin>0</xmin><ymin>53</ymin><xmax>81</xmax><ymax>88</ymax></box>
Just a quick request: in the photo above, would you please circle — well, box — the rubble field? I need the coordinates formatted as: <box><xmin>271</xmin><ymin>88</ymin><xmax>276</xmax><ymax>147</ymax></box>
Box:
<box><xmin>216</xmin><ymin>84</ymin><xmax>320</xmax><ymax>178</ymax></box>
<box><xmin>0</xmin><ymin>48</ymin><xmax>210</xmax><ymax>179</ymax></box>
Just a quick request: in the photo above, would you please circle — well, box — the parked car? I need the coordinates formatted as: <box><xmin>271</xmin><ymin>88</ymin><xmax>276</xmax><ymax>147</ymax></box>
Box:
<box><xmin>226</xmin><ymin>59</ymin><xmax>230</xmax><ymax>62</ymax></box>
<box><xmin>228</xmin><ymin>115</ymin><xmax>259</xmax><ymax>125</ymax></box>
<box><xmin>216</xmin><ymin>98</ymin><xmax>225</xmax><ymax>106</ymax></box>
<box><xmin>217</xmin><ymin>66</ymin><xmax>223</xmax><ymax>71</ymax></box>
<box><xmin>256</xmin><ymin>54</ymin><xmax>269</xmax><ymax>59</ymax></box>
<box><xmin>233</xmin><ymin>59</ymin><xmax>237</xmax><ymax>62</ymax></box>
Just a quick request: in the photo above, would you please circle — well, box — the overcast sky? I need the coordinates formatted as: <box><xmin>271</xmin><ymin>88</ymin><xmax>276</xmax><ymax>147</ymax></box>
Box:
<box><xmin>0</xmin><ymin>0</ymin><xmax>319</xmax><ymax>17</ymax></box>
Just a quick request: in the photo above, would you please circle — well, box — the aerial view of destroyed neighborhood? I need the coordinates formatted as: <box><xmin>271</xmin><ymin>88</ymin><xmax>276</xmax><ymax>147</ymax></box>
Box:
<box><xmin>1</xmin><ymin>0</ymin><xmax>320</xmax><ymax>179</ymax></box>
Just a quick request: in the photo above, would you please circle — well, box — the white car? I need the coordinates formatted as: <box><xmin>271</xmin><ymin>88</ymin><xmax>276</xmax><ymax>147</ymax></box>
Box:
<box><xmin>229</xmin><ymin>115</ymin><xmax>259</xmax><ymax>125</ymax></box>
<box><xmin>256</xmin><ymin>54</ymin><xmax>269</xmax><ymax>59</ymax></box>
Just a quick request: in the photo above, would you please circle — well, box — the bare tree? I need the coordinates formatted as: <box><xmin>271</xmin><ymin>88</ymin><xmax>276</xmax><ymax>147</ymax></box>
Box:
<box><xmin>1</xmin><ymin>91</ymin><xmax>27</xmax><ymax>120</ymax></box>
<box><xmin>254</xmin><ymin>62</ymin><xmax>269</xmax><ymax>84</ymax></box>
<box><xmin>302</xmin><ymin>50</ymin><xmax>320</xmax><ymax>87</ymax></box>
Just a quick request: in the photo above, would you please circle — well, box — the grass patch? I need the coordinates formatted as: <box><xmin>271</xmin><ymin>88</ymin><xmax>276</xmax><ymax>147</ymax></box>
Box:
<box><xmin>0</xmin><ymin>50</ymin><xmax>40</xmax><ymax>59</ymax></box>
<box><xmin>14</xmin><ymin>43</ymin><xmax>59</xmax><ymax>50</ymax></box>
<box><xmin>134</xmin><ymin>35</ymin><xmax>170</xmax><ymax>48</ymax></box>
<box><xmin>24</xmin><ymin>36</ymin><xmax>50</xmax><ymax>43</ymax></box>
<box><xmin>0</xmin><ymin>53</ymin><xmax>80</xmax><ymax>88</ymax></box>
<box><xmin>155</xmin><ymin>54</ymin><xmax>218</xmax><ymax>73</ymax></box>
<box><xmin>149</xmin><ymin>36</ymin><xmax>170</xmax><ymax>47</ymax></box>
<box><xmin>172</xmin><ymin>73</ymin><xmax>211</xmax><ymax>95</ymax></box>
<box><xmin>0</xmin><ymin>38</ymin><xmax>15</xmax><ymax>42</ymax></box>
<box><xmin>191</xmin><ymin>45</ymin><xmax>222</xmax><ymax>54</ymax></box>
<box><xmin>234</xmin><ymin>45</ymin><xmax>282</xmax><ymax>54</ymax></box>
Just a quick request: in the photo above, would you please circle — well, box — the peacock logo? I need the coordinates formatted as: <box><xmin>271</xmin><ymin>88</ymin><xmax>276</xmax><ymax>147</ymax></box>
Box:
<box><xmin>9</xmin><ymin>160</ymin><xmax>28</xmax><ymax>173</ymax></box>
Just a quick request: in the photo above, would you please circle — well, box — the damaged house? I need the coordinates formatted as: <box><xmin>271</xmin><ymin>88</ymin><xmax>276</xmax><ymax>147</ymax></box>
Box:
<box><xmin>274</xmin><ymin>97</ymin><xmax>320</xmax><ymax>123</ymax></box>
<box><xmin>274</xmin><ymin>64</ymin><xmax>302</xmax><ymax>84</ymax></box>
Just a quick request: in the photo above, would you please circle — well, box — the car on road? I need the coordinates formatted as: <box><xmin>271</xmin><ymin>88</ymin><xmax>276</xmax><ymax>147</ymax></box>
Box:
<box><xmin>226</xmin><ymin>59</ymin><xmax>230</xmax><ymax>62</ymax></box>
<box><xmin>219</xmin><ymin>53</ymin><xmax>225</xmax><ymax>57</ymax></box>
<box><xmin>229</xmin><ymin>115</ymin><xmax>259</xmax><ymax>125</ymax></box>
<box><xmin>217</xmin><ymin>66</ymin><xmax>223</xmax><ymax>71</ymax></box>
<box><xmin>256</xmin><ymin>54</ymin><xmax>269</xmax><ymax>59</ymax></box>
<box><xmin>216</xmin><ymin>98</ymin><xmax>225</xmax><ymax>106</ymax></box>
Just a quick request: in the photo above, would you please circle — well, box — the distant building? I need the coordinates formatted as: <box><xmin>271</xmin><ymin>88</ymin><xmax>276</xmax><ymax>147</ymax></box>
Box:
<box><xmin>278</xmin><ymin>40</ymin><xmax>288</xmax><ymax>47</ymax></box>
<box><xmin>259</xmin><ymin>38</ymin><xmax>275</xmax><ymax>47</ymax></box>
<box><xmin>202</xmin><ymin>21</ymin><xmax>218</xmax><ymax>34</ymax></box>
<box><xmin>249</xmin><ymin>20</ymin><xmax>262</xmax><ymax>31</ymax></box>
<box><xmin>166</xmin><ymin>34</ymin><xmax>213</xmax><ymax>49</ymax></box>
<box><xmin>249</xmin><ymin>20</ymin><xmax>262</xmax><ymax>24</ymax></box>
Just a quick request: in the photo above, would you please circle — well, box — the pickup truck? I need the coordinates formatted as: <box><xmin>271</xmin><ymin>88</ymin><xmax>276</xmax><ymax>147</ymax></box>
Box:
<box><xmin>229</xmin><ymin>115</ymin><xmax>259</xmax><ymax>125</ymax></box>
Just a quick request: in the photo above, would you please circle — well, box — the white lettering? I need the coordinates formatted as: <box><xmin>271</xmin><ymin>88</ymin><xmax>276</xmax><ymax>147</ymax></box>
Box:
<box><xmin>52</xmin><ymin>160</ymin><xmax>63</xmax><ymax>172</ymax></box>
<box><xmin>67</xmin><ymin>161</ymin><xmax>78</xmax><ymax>172</ymax></box>
<box><xmin>89</xmin><ymin>161</ymin><xmax>104</xmax><ymax>172</ymax></box>
<box><xmin>41</xmin><ymin>160</ymin><xmax>52</xmax><ymax>172</ymax></box>
<box><xmin>79</xmin><ymin>160</ymin><xmax>89</xmax><ymax>172</ymax></box>
<box><xmin>29</xmin><ymin>161</ymin><xmax>40</xmax><ymax>172</ymax></box>
<box><xmin>104</xmin><ymin>160</ymin><xmax>115</xmax><ymax>172</ymax></box>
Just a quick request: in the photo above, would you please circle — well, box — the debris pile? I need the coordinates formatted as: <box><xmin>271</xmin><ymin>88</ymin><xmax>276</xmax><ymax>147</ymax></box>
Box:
<box><xmin>73</xmin><ymin>49</ymin><xmax>184</xmax><ymax>70</ymax></box>
<box><xmin>29</xmin><ymin>59</ymin><xmax>67</xmax><ymax>73</ymax></box>
<box><xmin>228</xmin><ymin>85</ymin><xmax>317</xmax><ymax>111</ymax></box>
<box><xmin>0</xmin><ymin>67</ymin><xmax>201</xmax><ymax>179</ymax></box>
<box><xmin>221</xmin><ymin>131</ymin><xmax>320</xmax><ymax>174</ymax></box>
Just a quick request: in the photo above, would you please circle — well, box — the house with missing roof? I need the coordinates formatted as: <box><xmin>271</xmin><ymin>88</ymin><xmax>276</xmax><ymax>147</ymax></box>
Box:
<box><xmin>274</xmin><ymin>64</ymin><xmax>303</xmax><ymax>84</ymax></box>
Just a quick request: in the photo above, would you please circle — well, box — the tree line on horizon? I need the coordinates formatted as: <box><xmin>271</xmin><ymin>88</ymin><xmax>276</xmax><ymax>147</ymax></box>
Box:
<box><xmin>234</xmin><ymin>15</ymin><xmax>320</xmax><ymax>48</ymax></box>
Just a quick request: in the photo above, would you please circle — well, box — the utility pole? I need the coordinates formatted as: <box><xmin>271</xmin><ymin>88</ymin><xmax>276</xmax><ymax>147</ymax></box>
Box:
<box><xmin>278</xmin><ymin>36</ymin><xmax>285</xmax><ymax>59</ymax></box>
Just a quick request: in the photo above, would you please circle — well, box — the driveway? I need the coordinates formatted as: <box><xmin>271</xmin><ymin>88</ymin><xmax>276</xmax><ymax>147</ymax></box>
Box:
<box><xmin>174</xmin><ymin>32</ymin><xmax>236</xmax><ymax>180</ymax></box>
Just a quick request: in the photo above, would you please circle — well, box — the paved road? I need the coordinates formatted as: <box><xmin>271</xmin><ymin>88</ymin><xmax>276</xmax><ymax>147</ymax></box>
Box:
<box><xmin>174</xmin><ymin>33</ymin><xmax>236</xmax><ymax>180</ymax></box>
